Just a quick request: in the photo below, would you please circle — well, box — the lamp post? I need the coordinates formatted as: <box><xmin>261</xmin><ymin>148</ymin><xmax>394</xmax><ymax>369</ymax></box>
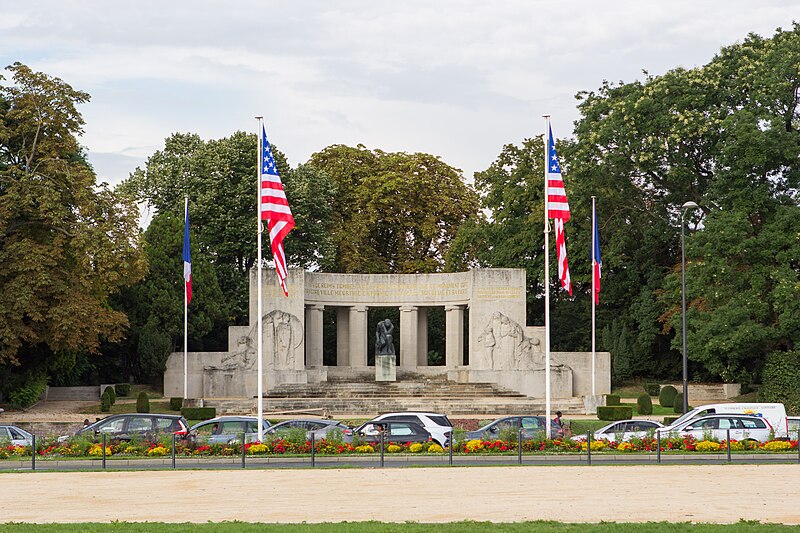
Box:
<box><xmin>681</xmin><ymin>201</ymin><xmax>699</xmax><ymax>414</ymax></box>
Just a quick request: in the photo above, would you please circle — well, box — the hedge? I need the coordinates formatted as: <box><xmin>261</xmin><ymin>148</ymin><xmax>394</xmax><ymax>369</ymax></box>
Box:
<box><xmin>759</xmin><ymin>350</ymin><xmax>800</xmax><ymax>415</ymax></box>
<box><xmin>605</xmin><ymin>394</ymin><xmax>621</xmax><ymax>406</ymax></box>
<box><xmin>659</xmin><ymin>385</ymin><xmax>678</xmax><ymax>408</ymax></box>
<box><xmin>136</xmin><ymin>391</ymin><xmax>150</xmax><ymax>413</ymax></box>
<box><xmin>663</xmin><ymin>416</ymin><xmax>680</xmax><ymax>425</ymax></box>
<box><xmin>181</xmin><ymin>407</ymin><xmax>216</xmax><ymax>420</ymax></box>
<box><xmin>103</xmin><ymin>386</ymin><xmax>116</xmax><ymax>405</ymax></box>
<box><xmin>597</xmin><ymin>405</ymin><xmax>633</xmax><ymax>421</ymax></box>
<box><xmin>673</xmin><ymin>393</ymin><xmax>686</xmax><ymax>414</ymax></box>
<box><xmin>115</xmin><ymin>383</ymin><xmax>131</xmax><ymax>396</ymax></box>
<box><xmin>644</xmin><ymin>383</ymin><xmax>661</xmax><ymax>397</ymax></box>
<box><xmin>169</xmin><ymin>397</ymin><xmax>184</xmax><ymax>411</ymax></box>
<box><xmin>636</xmin><ymin>393</ymin><xmax>653</xmax><ymax>415</ymax></box>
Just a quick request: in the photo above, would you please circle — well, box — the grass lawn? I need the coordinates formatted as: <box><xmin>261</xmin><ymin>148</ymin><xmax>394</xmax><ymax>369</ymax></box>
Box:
<box><xmin>0</xmin><ymin>521</ymin><xmax>792</xmax><ymax>532</ymax></box>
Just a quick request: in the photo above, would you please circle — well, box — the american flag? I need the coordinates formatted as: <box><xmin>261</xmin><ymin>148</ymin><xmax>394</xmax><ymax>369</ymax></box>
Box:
<box><xmin>260</xmin><ymin>125</ymin><xmax>295</xmax><ymax>296</ymax></box>
<box><xmin>546</xmin><ymin>125</ymin><xmax>572</xmax><ymax>295</ymax></box>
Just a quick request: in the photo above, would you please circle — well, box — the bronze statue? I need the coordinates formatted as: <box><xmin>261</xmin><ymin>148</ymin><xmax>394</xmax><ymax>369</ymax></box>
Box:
<box><xmin>375</xmin><ymin>318</ymin><xmax>395</xmax><ymax>355</ymax></box>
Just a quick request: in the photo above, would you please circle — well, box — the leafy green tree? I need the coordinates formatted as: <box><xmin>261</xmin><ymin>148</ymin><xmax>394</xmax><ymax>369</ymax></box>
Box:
<box><xmin>0</xmin><ymin>63</ymin><xmax>146</xmax><ymax>402</ymax></box>
<box><xmin>309</xmin><ymin>145</ymin><xmax>480</xmax><ymax>273</ymax></box>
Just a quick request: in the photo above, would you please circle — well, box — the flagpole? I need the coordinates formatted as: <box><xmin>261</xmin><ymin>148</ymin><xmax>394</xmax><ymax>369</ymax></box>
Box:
<box><xmin>543</xmin><ymin>115</ymin><xmax>551</xmax><ymax>440</ymax></box>
<box><xmin>183</xmin><ymin>195</ymin><xmax>188</xmax><ymax>400</ymax></box>
<box><xmin>256</xmin><ymin>116</ymin><xmax>264</xmax><ymax>443</ymax></box>
<box><xmin>591</xmin><ymin>196</ymin><xmax>596</xmax><ymax>396</ymax></box>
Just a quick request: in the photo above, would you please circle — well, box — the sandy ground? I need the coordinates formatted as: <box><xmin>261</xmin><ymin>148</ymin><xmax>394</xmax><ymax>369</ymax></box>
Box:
<box><xmin>1</xmin><ymin>465</ymin><xmax>799</xmax><ymax>524</ymax></box>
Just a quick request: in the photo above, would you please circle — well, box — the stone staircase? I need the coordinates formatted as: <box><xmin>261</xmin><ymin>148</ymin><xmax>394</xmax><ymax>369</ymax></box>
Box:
<box><xmin>203</xmin><ymin>374</ymin><xmax>585</xmax><ymax>417</ymax></box>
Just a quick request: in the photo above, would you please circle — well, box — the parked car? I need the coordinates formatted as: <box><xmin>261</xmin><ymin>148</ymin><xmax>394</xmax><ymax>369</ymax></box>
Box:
<box><xmin>189</xmin><ymin>416</ymin><xmax>272</xmax><ymax>445</ymax></box>
<box><xmin>0</xmin><ymin>425</ymin><xmax>33</xmax><ymax>446</ymax></box>
<box><xmin>347</xmin><ymin>420</ymin><xmax>434</xmax><ymax>445</ymax></box>
<box><xmin>265</xmin><ymin>419</ymin><xmax>349</xmax><ymax>440</ymax></box>
<box><xmin>58</xmin><ymin>414</ymin><xmax>189</xmax><ymax>443</ymax></box>
<box><xmin>466</xmin><ymin>416</ymin><xmax>556</xmax><ymax>440</ymax></box>
<box><xmin>571</xmin><ymin>419</ymin><xmax>663</xmax><ymax>442</ymax></box>
<box><xmin>656</xmin><ymin>414</ymin><xmax>773</xmax><ymax>443</ymax></box>
<box><xmin>347</xmin><ymin>412</ymin><xmax>453</xmax><ymax>447</ymax></box>
<box><xmin>788</xmin><ymin>416</ymin><xmax>800</xmax><ymax>437</ymax></box>
<box><xmin>662</xmin><ymin>403</ymin><xmax>788</xmax><ymax>439</ymax></box>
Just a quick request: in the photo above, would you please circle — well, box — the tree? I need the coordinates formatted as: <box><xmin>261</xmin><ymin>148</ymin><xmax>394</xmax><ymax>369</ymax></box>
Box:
<box><xmin>309</xmin><ymin>145</ymin><xmax>480</xmax><ymax>273</ymax></box>
<box><xmin>0</xmin><ymin>63</ymin><xmax>146</xmax><ymax>401</ymax></box>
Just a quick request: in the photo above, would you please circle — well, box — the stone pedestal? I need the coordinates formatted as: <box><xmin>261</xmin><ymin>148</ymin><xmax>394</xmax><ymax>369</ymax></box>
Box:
<box><xmin>375</xmin><ymin>354</ymin><xmax>396</xmax><ymax>381</ymax></box>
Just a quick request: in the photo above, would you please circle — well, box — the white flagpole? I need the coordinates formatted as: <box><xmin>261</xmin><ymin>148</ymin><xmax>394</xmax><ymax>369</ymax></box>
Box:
<box><xmin>256</xmin><ymin>116</ymin><xmax>264</xmax><ymax>443</ymax></box>
<box><xmin>592</xmin><ymin>196</ymin><xmax>597</xmax><ymax>396</ymax></box>
<box><xmin>543</xmin><ymin>115</ymin><xmax>551</xmax><ymax>440</ymax></box>
<box><xmin>184</xmin><ymin>195</ymin><xmax>188</xmax><ymax>400</ymax></box>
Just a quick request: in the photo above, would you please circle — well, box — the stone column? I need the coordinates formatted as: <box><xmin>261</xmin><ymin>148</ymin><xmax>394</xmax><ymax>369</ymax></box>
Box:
<box><xmin>399</xmin><ymin>306</ymin><xmax>419</xmax><ymax>369</ymax></box>
<box><xmin>348</xmin><ymin>305</ymin><xmax>368</xmax><ymax>367</ymax></box>
<box><xmin>304</xmin><ymin>305</ymin><xmax>324</xmax><ymax>368</ymax></box>
<box><xmin>445</xmin><ymin>305</ymin><xmax>464</xmax><ymax>368</ymax></box>
<box><xmin>417</xmin><ymin>307</ymin><xmax>428</xmax><ymax>366</ymax></box>
<box><xmin>336</xmin><ymin>307</ymin><xmax>350</xmax><ymax>366</ymax></box>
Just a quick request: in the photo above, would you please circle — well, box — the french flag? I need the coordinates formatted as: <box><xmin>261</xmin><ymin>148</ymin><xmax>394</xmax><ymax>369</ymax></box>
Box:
<box><xmin>183</xmin><ymin>203</ymin><xmax>192</xmax><ymax>304</ymax></box>
<box><xmin>592</xmin><ymin>202</ymin><xmax>602</xmax><ymax>304</ymax></box>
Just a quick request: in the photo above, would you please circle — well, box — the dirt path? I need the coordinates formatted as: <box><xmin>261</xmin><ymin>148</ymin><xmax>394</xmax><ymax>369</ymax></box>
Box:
<box><xmin>2</xmin><ymin>464</ymin><xmax>799</xmax><ymax>524</ymax></box>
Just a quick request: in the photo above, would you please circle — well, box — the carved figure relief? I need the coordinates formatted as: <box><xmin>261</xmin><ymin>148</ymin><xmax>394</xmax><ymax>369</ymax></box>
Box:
<box><xmin>263</xmin><ymin>309</ymin><xmax>303</xmax><ymax>368</ymax></box>
<box><xmin>205</xmin><ymin>329</ymin><xmax>258</xmax><ymax>371</ymax></box>
<box><xmin>478</xmin><ymin>312</ymin><xmax>552</xmax><ymax>370</ymax></box>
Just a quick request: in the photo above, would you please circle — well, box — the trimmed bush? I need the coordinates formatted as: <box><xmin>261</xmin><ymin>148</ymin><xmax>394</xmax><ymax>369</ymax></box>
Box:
<box><xmin>673</xmin><ymin>393</ymin><xmax>686</xmax><ymax>413</ymax></box>
<box><xmin>100</xmin><ymin>389</ymin><xmax>112</xmax><ymax>412</ymax></box>
<box><xmin>663</xmin><ymin>416</ymin><xmax>680</xmax><ymax>425</ymax></box>
<box><xmin>103</xmin><ymin>386</ymin><xmax>116</xmax><ymax>405</ymax></box>
<box><xmin>181</xmin><ymin>407</ymin><xmax>216</xmax><ymax>420</ymax></box>
<box><xmin>115</xmin><ymin>383</ymin><xmax>131</xmax><ymax>397</ymax></box>
<box><xmin>644</xmin><ymin>383</ymin><xmax>661</xmax><ymax>397</ymax></box>
<box><xmin>636</xmin><ymin>393</ymin><xmax>653</xmax><ymax>415</ymax></box>
<box><xmin>759</xmin><ymin>350</ymin><xmax>800</xmax><ymax>415</ymax></box>
<box><xmin>136</xmin><ymin>391</ymin><xmax>150</xmax><ymax>413</ymax></box>
<box><xmin>169</xmin><ymin>397</ymin><xmax>183</xmax><ymax>411</ymax></box>
<box><xmin>605</xmin><ymin>394</ymin><xmax>621</xmax><ymax>406</ymax></box>
<box><xmin>597</xmin><ymin>405</ymin><xmax>633</xmax><ymax>421</ymax></box>
<box><xmin>659</xmin><ymin>385</ymin><xmax>678</xmax><ymax>407</ymax></box>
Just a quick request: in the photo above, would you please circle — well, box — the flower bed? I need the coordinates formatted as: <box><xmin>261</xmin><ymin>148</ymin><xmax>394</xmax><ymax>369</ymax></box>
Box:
<box><xmin>3</xmin><ymin>436</ymin><xmax>798</xmax><ymax>460</ymax></box>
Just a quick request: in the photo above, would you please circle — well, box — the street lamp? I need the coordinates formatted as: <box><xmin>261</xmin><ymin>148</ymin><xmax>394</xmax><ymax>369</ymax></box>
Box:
<box><xmin>681</xmin><ymin>201</ymin><xmax>699</xmax><ymax>414</ymax></box>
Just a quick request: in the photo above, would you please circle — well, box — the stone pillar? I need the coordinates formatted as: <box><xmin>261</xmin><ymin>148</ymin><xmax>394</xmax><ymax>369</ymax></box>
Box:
<box><xmin>336</xmin><ymin>307</ymin><xmax>350</xmax><ymax>366</ymax></box>
<box><xmin>445</xmin><ymin>305</ymin><xmax>464</xmax><ymax>368</ymax></box>
<box><xmin>305</xmin><ymin>304</ymin><xmax>324</xmax><ymax>368</ymax></box>
<box><xmin>348</xmin><ymin>305</ymin><xmax>368</xmax><ymax>367</ymax></box>
<box><xmin>399</xmin><ymin>306</ymin><xmax>419</xmax><ymax>369</ymax></box>
<box><xmin>417</xmin><ymin>307</ymin><xmax>428</xmax><ymax>366</ymax></box>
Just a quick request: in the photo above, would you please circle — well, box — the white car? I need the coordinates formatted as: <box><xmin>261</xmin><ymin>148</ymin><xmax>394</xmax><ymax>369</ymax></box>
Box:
<box><xmin>656</xmin><ymin>414</ymin><xmax>773</xmax><ymax>444</ymax></box>
<box><xmin>351</xmin><ymin>412</ymin><xmax>453</xmax><ymax>447</ymax></box>
<box><xmin>572</xmin><ymin>419</ymin><xmax>663</xmax><ymax>442</ymax></box>
<box><xmin>0</xmin><ymin>425</ymin><xmax>33</xmax><ymax>446</ymax></box>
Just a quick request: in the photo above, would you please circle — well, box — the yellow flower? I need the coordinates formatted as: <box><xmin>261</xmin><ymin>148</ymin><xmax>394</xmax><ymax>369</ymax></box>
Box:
<box><xmin>695</xmin><ymin>440</ymin><xmax>721</xmax><ymax>452</ymax></box>
<box><xmin>88</xmin><ymin>444</ymin><xmax>113</xmax><ymax>456</ymax></box>
<box><xmin>465</xmin><ymin>439</ymin><xmax>484</xmax><ymax>453</ymax></box>
<box><xmin>355</xmin><ymin>445</ymin><xmax>375</xmax><ymax>454</ymax></box>
<box><xmin>387</xmin><ymin>444</ymin><xmax>402</xmax><ymax>453</ymax></box>
<box><xmin>427</xmin><ymin>444</ymin><xmax>444</xmax><ymax>453</ymax></box>
<box><xmin>247</xmin><ymin>444</ymin><xmax>268</xmax><ymax>455</ymax></box>
<box><xmin>580</xmin><ymin>440</ymin><xmax>606</xmax><ymax>451</ymax></box>
<box><xmin>409</xmin><ymin>443</ymin><xmax>423</xmax><ymax>453</ymax></box>
<box><xmin>147</xmin><ymin>445</ymin><xmax>167</xmax><ymax>456</ymax></box>
<box><xmin>761</xmin><ymin>440</ymin><xmax>792</xmax><ymax>452</ymax></box>
<box><xmin>616</xmin><ymin>442</ymin><xmax>633</xmax><ymax>452</ymax></box>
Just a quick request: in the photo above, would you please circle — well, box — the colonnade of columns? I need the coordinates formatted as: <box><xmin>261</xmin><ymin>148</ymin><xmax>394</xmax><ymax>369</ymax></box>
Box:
<box><xmin>303</xmin><ymin>304</ymin><xmax>466</xmax><ymax>370</ymax></box>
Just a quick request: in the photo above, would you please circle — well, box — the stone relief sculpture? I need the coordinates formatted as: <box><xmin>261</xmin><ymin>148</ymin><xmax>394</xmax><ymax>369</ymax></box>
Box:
<box><xmin>205</xmin><ymin>328</ymin><xmax>258</xmax><ymax>371</ymax></box>
<box><xmin>478</xmin><ymin>312</ymin><xmax>556</xmax><ymax>371</ymax></box>
<box><xmin>375</xmin><ymin>318</ymin><xmax>395</xmax><ymax>356</ymax></box>
<box><xmin>263</xmin><ymin>309</ymin><xmax>303</xmax><ymax>368</ymax></box>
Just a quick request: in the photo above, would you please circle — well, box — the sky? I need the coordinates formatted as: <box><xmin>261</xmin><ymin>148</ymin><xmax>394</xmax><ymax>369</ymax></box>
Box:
<box><xmin>2</xmin><ymin>2</ymin><xmax>797</xmax><ymax>196</ymax></box>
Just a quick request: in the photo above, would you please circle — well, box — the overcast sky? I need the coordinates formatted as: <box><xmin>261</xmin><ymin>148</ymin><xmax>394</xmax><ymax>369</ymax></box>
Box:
<box><xmin>2</xmin><ymin>2</ymin><xmax>797</xmax><ymax>192</ymax></box>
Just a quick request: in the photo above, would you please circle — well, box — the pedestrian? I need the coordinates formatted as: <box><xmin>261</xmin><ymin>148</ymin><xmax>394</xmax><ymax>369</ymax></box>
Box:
<box><xmin>82</xmin><ymin>418</ymin><xmax>91</xmax><ymax>429</ymax></box>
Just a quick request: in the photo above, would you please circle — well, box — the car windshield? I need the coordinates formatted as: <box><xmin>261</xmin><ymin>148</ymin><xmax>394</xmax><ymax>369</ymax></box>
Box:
<box><xmin>428</xmin><ymin>415</ymin><xmax>452</xmax><ymax>427</ymax></box>
<box><xmin>669</xmin><ymin>408</ymin><xmax>715</xmax><ymax>428</ymax></box>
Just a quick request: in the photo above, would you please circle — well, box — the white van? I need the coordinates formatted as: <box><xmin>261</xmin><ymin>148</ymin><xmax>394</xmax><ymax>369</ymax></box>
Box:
<box><xmin>662</xmin><ymin>403</ymin><xmax>788</xmax><ymax>439</ymax></box>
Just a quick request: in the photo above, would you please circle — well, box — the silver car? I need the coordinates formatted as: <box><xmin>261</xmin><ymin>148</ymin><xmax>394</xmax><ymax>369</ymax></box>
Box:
<box><xmin>0</xmin><ymin>425</ymin><xmax>33</xmax><ymax>446</ymax></box>
<box><xmin>190</xmin><ymin>416</ymin><xmax>272</xmax><ymax>445</ymax></box>
<box><xmin>266</xmin><ymin>419</ymin><xmax>349</xmax><ymax>440</ymax></box>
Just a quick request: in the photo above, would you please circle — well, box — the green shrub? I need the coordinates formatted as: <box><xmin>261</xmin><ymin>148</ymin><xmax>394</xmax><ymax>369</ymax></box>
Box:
<box><xmin>100</xmin><ymin>390</ymin><xmax>112</xmax><ymax>412</ymax></box>
<box><xmin>8</xmin><ymin>372</ymin><xmax>48</xmax><ymax>409</ymax></box>
<box><xmin>181</xmin><ymin>407</ymin><xmax>216</xmax><ymax>420</ymax></box>
<box><xmin>605</xmin><ymin>394</ymin><xmax>621</xmax><ymax>406</ymax></box>
<box><xmin>644</xmin><ymin>383</ymin><xmax>661</xmax><ymax>396</ymax></box>
<box><xmin>659</xmin><ymin>385</ymin><xmax>678</xmax><ymax>407</ymax></box>
<box><xmin>673</xmin><ymin>393</ymin><xmax>686</xmax><ymax>413</ymax></box>
<box><xmin>636</xmin><ymin>393</ymin><xmax>653</xmax><ymax>415</ymax></box>
<box><xmin>136</xmin><ymin>391</ymin><xmax>150</xmax><ymax>413</ymax></box>
<box><xmin>115</xmin><ymin>383</ymin><xmax>131</xmax><ymax>397</ymax></box>
<box><xmin>169</xmin><ymin>397</ymin><xmax>183</xmax><ymax>411</ymax></box>
<box><xmin>597</xmin><ymin>405</ymin><xmax>633</xmax><ymax>421</ymax></box>
<box><xmin>759</xmin><ymin>350</ymin><xmax>800</xmax><ymax>415</ymax></box>
<box><xmin>663</xmin><ymin>416</ymin><xmax>680</xmax><ymax>425</ymax></box>
<box><xmin>103</xmin><ymin>386</ymin><xmax>116</xmax><ymax>405</ymax></box>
